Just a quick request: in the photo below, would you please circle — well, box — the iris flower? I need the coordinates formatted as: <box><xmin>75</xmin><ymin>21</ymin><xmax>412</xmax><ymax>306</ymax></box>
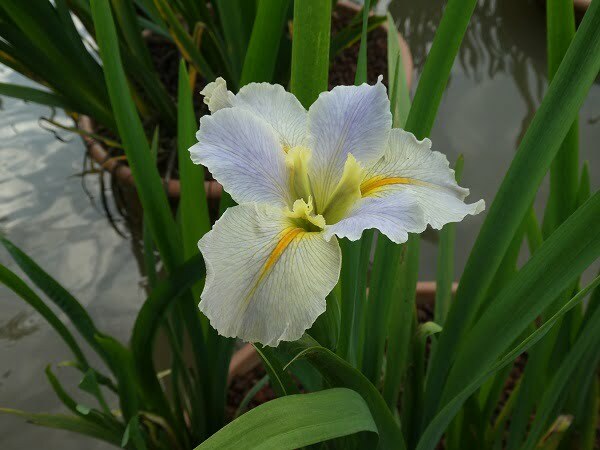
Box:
<box><xmin>190</xmin><ymin>77</ymin><xmax>484</xmax><ymax>346</ymax></box>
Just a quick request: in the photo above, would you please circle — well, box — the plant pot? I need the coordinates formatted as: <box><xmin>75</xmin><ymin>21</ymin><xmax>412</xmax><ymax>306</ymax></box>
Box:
<box><xmin>79</xmin><ymin>3</ymin><xmax>413</xmax><ymax>204</ymax></box>
<box><xmin>574</xmin><ymin>0</ymin><xmax>590</xmax><ymax>13</ymax></box>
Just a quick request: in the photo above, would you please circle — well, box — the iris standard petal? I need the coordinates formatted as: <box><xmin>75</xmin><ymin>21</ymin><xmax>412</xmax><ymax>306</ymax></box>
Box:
<box><xmin>234</xmin><ymin>83</ymin><xmax>308</xmax><ymax>151</ymax></box>
<box><xmin>307</xmin><ymin>77</ymin><xmax>392</xmax><ymax>211</ymax></box>
<box><xmin>190</xmin><ymin>107</ymin><xmax>291</xmax><ymax>208</ymax></box>
<box><xmin>323</xmin><ymin>191</ymin><xmax>426</xmax><ymax>244</ymax></box>
<box><xmin>198</xmin><ymin>203</ymin><xmax>341</xmax><ymax>346</ymax></box>
<box><xmin>361</xmin><ymin>129</ymin><xmax>485</xmax><ymax>229</ymax></box>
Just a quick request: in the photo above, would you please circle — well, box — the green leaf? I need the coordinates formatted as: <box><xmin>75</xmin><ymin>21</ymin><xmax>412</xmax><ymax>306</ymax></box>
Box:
<box><xmin>424</xmin><ymin>0</ymin><xmax>600</xmax><ymax>420</ymax></box>
<box><xmin>78</xmin><ymin>369</ymin><xmax>110</xmax><ymax>414</ymax></box>
<box><xmin>94</xmin><ymin>335</ymin><xmax>140</xmax><ymax>422</ymax></box>
<box><xmin>361</xmin><ymin>234</ymin><xmax>404</xmax><ymax>384</ymax></box>
<box><xmin>354</xmin><ymin>0</ymin><xmax>370</xmax><ymax>84</ymax></box>
<box><xmin>0</xmin><ymin>82</ymin><xmax>76</xmax><ymax>110</ymax></box>
<box><xmin>234</xmin><ymin>375</ymin><xmax>269</xmax><ymax>419</ymax></box>
<box><xmin>443</xmin><ymin>191</ymin><xmax>600</xmax><ymax>406</ymax></box>
<box><xmin>403</xmin><ymin>0</ymin><xmax>478</xmax><ymax>139</ymax></box>
<box><xmin>0</xmin><ymin>266</ymin><xmax>90</xmax><ymax>366</ymax></box>
<box><xmin>542</xmin><ymin>0</ymin><xmax>579</xmax><ymax>235</ymax></box>
<box><xmin>579</xmin><ymin>378</ymin><xmax>598</xmax><ymax>450</ymax></box>
<box><xmin>239</xmin><ymin>0</ymin><xmax>290</xmax><ymax>86</ymax></box>
<box><xmin>0</xmin><ymin>408</ymin><xmax>122</xmax><ymax>446</ymax></box>
<box><xmin>521</xmin><ymin>301</ymin><xmax>600</xmax><ymax>450</ymax></box>
<box><xmin>45</xmin><ymin>365</ymin><xmax>122</xmax><ymax>433</ymax></box>
<box><xmin>177</xmin><ymin>60</ymin><xmax>211</xmax><ymax>256</ymax></box>
<box><xmin>382</xmin><ymin>235</ymin><xmax>419</xmax><ymax>412</ymax></box>
<box><xmin>386</xmin><ymin>13</ymin><xmax>410</xmax><ymax>128</ymax></box>
<box><xmin>214</xmin><ymin>0</ymin><xmax>256</xmax><ymax>84</ymax></box>
<box><xmin>0</xmin><ymin>0</ymin><xmax>114</xmax><ymax>128</ymax></box>
<box><xmin>290</xmin><ymin>0</ymin><xmax>332</xmax><ymax>108</ymax></box>
<box><xmin>0</xmin><ymin>238</ymin><xmax>92</xmax><ymax>367</ymax></box>
<box><xmin>91</xmin><ymin>0</ymin><xmax>183</xmax><ymax>272</ymax></box>
<box><xmin>152</xmin><ymin>0</ymin><xmax>217</xmax><ymax>82</ymax></box>
<box><xmin>109</xmin><ymin>0</ymin><xmax>153</xmax><ymax>69</ymax></box>
<box><xmin>196</xmin><ymin>388</ymin><xmax>377</xmax><ymax>450</ymax></box>
<box><xmin>337</xmin><ymin>238</ymin><xmax>364</xmax><ymax>366</ymax></box>
<box><xmin>122</xmin><ymin>414</ymin><xmax>148</xmax><ymax>450</ymax></box>
<box><xmin>130</xmin><ymin>253</ymin><xmax>205</xmax><ymax>425</ymax></box>
<box><xmin>434</xmin><ymin>155</ymin><xmax>463</xmax><ymax>325</ymax></box>
<box><xmin>329</xmin><ymin>15</ymin><xmax>386</xmax><ymax>61</ymax></box>
<box><xmin>308</xmin><ymin>291</ymin><xmax>340</xmax><ymax>351</ymax></box>
<box><xmin>253</xmin><ymin>345</ymin><xmax>299</xmax><ymax>397</ymax></box>
<box><xmin>416</xmin><ymin>274</ymin><xmax>600</xmax><ymax>450</ymax></box>
<box><xmin>577</xmin><ymin>161</ymin><xmax>591</xmax><ymax>207</ymax></box>
<box><xmin>283</xmin><ymin>337</ymin><xmax>406</xmax><ymax>450</ymax></box>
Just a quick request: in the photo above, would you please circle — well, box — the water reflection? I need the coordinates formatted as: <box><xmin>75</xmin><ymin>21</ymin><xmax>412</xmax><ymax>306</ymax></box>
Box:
<box><xmin>389</xmin><ymin>0</ymin><xmax>599</xmax><ymax>279</ymax></box>
<box><xmin>392</xmin><ymin>0</ymin><xmax>548</xmax><ymax>146</ymax></box>
<box><xmin>0</xmin><ymin>67</ymin><xmax>141</xmax><ymax>450</ymax></box>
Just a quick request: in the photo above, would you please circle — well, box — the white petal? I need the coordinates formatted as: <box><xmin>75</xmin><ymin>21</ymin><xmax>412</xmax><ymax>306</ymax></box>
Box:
<box><xmin>200</xmin><ymin>77</ymin><xmax>235</xmax><ymax>113</ymax></box>
<box><xmin>190</xmin><ymin>107</ymin><xmax>291</xmax><ymax>207</ymax></box>
<box><xmin>198</xmin><ymin>203</ymin><xmax>341</xmax><ymax>346</ymax></box>
<box><xmin>307</xmin><ymin>77</ymin><xmax>392</xmax><ymax>211</ymax></box>
<box><xmin>323</xmin><ymin>192</ymin><xmax>426</xmax><ymax>244</ymax></box>
<box><xmin>234</xmin><ymin>83</ymin><xmax>308</xmax><ymax>150</ymax></box>
<box><xmin>362</xmin><ymin>129</ymin><xmax>485</xmax><ymax>229</ymax></box>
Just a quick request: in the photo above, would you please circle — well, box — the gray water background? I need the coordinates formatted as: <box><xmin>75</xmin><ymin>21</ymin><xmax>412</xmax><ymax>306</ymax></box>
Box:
<box><xmin>1</xmin><ymin>0</ymin><xmax>598</xmax><ymax>448</ymax></box>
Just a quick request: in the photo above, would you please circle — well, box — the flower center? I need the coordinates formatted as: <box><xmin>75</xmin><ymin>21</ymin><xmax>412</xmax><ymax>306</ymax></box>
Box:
<box><xmin>285</xmin><ymin>147</ymin><xmax>364</xmax><ymax>228</ymax></box>
<box><xmin>285</xmin><ymin>198</ymin><xmax>325</xmax><ymax>232</ymax></box>
<box><xmin>285</xmin><ymin>146</ymin><xmax>313</xmax><ymax>204</ymax></box>
<box><xmin>320</xmin><ymin>154</ymin><xmax>363</xmax><ymax>224</ymax></box>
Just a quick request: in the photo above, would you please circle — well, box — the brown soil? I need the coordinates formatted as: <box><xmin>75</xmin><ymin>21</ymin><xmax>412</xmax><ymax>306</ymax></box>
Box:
<box><xmin>93</xmin><ymin>4</ymin><xmax>390</xmax><ymax>184</ymax></box>
<box><xmin>226</xmin><ymin>364</ymin><xmax>274</xmax><ymax>420</ymax></box>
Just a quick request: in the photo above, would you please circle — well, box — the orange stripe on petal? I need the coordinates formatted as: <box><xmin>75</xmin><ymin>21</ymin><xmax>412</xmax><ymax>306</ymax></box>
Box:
<box><xmin>245</xmin><ymin>227</ymin><xmax>304</xmax><ymax>302</ymax></box>
<box><xmin>263</xmin><ymin>227</ymin><xmax>304</xmax><ymax>273</ymax></box>
<box><xmin>360</xmin><ymin>176</ymin><xmax>426</xmax><ymax>196</ymax></box>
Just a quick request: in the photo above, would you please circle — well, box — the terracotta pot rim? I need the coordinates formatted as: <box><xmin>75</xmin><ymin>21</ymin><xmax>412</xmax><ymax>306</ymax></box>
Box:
<box><xmin>80</xmin><ymin>5</ymin><xmax>413</xmax><ymax>198</ymax></box>
<box><xmin>573</xmin><ymin>0</ymin><xmax>590</xmax><ymax>11</ymax></box>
